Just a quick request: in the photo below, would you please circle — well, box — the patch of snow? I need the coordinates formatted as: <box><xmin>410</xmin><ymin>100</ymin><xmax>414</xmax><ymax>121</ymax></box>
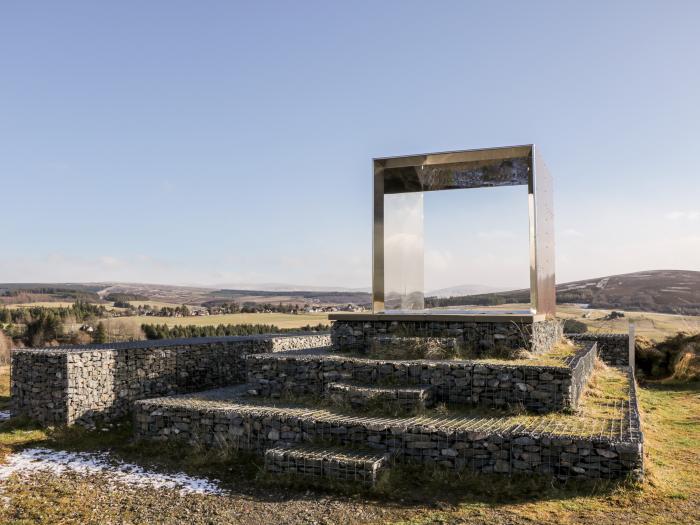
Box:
<box><xmin>0</xmin><ymin>448</ymin><xmax>225</xmax><ymax>495</ymax></box>
<box><xmin>0</xmin><ymin>412</ymin><xmax>10</xmax><ymax>422</ymax></box>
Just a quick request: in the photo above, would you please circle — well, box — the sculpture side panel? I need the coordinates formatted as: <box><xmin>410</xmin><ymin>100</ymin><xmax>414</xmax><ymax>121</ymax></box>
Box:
<box><xmin>372</xmin><ymin>167</ymin><xmax>385</xmax><ymax>312</ymax></box>
<box><xmin>531</xmin><ymin>147</ymin><xmax>556</xmax><ymax>316</ymax></box>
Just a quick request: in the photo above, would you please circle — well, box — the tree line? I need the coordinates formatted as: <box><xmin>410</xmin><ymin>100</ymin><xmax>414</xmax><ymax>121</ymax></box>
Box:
<box><xmin>0</xmin><ymin>301</ymin><xmax>109</xmax><ymax>347</ymax></box>
<box><xmin>141</xmin><ymin>322</ymin><xmax>329</xmax><ymax>340</ymax></box>
<box><xmin>0</xmin><ymin>301</ymin><xmax>106</xmax><ymax>325</ymax></box>
<box><xmin>202</xmin><ymin>301</ymin><xmax>304</xmax><ymax>314</ymax></box>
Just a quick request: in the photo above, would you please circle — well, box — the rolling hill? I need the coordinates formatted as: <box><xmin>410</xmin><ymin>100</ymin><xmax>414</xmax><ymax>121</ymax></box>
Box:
<box><xmin>425</xmin><ymin>270</ymin><xmax>700</xmax><ymax>315</ymax></box>
<box><xmin>2</xmin><ymin>270</ymin><xmax>699</xmax><ymax>315</ymax></box>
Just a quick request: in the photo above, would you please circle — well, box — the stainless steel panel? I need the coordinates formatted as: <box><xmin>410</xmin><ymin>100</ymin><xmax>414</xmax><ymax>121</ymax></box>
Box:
<box><xmin>383</xmin><ymin>192</ymin><xmax>424</xmax><ymax>310</ymax></box>
<box><xmin>531</xmin><ymin>146</ymin><xmax>556</xmax><ymax>316</ymax></box>
<box><xmin>372</xmin><ymin>165</ymin><xmax>385</xmax><ymax>312</ymax></box>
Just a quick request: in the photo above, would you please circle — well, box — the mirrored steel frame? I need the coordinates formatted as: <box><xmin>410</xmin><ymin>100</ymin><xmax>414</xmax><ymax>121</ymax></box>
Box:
<box><xmin>372</xmin><ymin>144</ymin><xmax>555</xmax><ymax>316</ymax></box>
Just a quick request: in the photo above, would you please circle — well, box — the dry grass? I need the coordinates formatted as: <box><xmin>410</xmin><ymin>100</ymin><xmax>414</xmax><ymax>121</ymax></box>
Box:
<box><xmin>556</xmin><ymin>305</ymin><xmax>700</xmax><ymax>342</ymax></box>
<box><xmin>470</xmin><ymin>303</ymin><xmax>700</xmax><ymax>342</ymax></box>
<box><xmin>479</xmin><ymin>338</ymin><xmax>580</xmax><ymax>367</ymax></box>
<box><xmin>3</xmin><ymin>302</ymin><xmax>80</xmax><ymax>309</ymax></box>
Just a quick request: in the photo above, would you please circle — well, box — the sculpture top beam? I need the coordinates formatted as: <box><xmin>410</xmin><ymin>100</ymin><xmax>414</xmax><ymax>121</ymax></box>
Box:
<box><xmin>372</xmin><ymin>144</ymin><xmax>556</xmax><ymax>317</ymax></box>
<box><xmin>377</xmin><ymin>145</ymin><xmax>532</xmax><ymax>194</ymax></box>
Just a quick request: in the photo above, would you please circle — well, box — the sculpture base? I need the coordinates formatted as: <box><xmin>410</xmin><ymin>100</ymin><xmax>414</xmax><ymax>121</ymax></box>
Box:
<box><xmin>328</xmin><ymin>312</ymin><xmax>561</xmax><ymax>356</ymax></box>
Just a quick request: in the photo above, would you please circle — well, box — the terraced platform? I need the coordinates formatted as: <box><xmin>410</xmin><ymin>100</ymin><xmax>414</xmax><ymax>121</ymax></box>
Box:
<box><xmin>246</xmin><ymin>341</ymin><xmax>597</xmax><ymax>413</ymax></box>
<box><xmin>133</xmin><ymin>366</ymin><xmax>643</xmax><ymax>480</ymax></box>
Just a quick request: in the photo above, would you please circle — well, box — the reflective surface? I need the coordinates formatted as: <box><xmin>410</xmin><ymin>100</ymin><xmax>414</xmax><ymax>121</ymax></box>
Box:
<box><xmin>371</xmin><ymin>144</ymin><xmax>555</xmax><ymax>316</ymax></box>
<box><xmin>530</xmin><ymin>146</ymin><xmax>556</xmax><ymax>316</ymax></box>
<box><xmin>383</xmin><ymin>157</ymin><xmax>529</xmax><ymax>193</ymax></box>
<box><xmin>384</xmin><ymin>193</ymin><xmax>424</xmax><ymax>310</ymax></box>
<box><xmin>383</xmin><ymin>309</ymin><xmax>531</xmax><ymax>315</ymax></box>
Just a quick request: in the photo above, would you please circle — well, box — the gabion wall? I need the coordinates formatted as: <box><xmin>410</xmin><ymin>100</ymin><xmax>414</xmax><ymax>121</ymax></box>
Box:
<box><xmin>247</xmin><ymin>342</ymin><xmax>597</xmax><ymax>413</ymax></box>
<box><xmin>567</xmin><ymin>333</ymin><xmax>630</xmax><ymax>366</ymax></box>
<box><xmin>133</xmin><ymin>368</ymin><xmax>643</xmax><ymax>481</ymax></box>
<box><xmin>331</xmin><ymin>319</ymin><xmax>562</xmax><ymax>356</ymax></box>
<box><xmin>11</xmin><ymin>334</ymin><xmax>330</xmax><ymax>426</ymax></box>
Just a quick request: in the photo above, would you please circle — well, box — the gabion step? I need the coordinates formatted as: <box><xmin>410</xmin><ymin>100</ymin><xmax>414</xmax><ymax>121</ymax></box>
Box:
<box><xmin>325</xmin><ymin>381</ymin><xmax>435</xmax><ymax>412</ymax></box>
<box><xmin>264</xmin><ymin>444</ymin><xmax>388</xmax><ymax>486</ymax></box>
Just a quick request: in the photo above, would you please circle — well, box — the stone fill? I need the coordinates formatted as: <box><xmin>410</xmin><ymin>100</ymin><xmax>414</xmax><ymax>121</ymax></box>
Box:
<box><xmin>246</xmin><ymin>342</ymin><xmax>597</xmax><ymax>413</ymax></box>
<box><xmin>11</xmin><ymin>334</ymin><xmax>330</xmax><ymax>426</ymax></box>
<box><xmin>133</xmin><ymin>366</ymin><xmax>643</xmax><ymax>480</ymax></box>
<box><xmin>331</xmin><ymin>318</ymin><xmax>562</xmax><ymax>356</ymax></box>
<box><xmin>264</xmin><ymin>444</ymin><xmax>388</xmax><ymax>486</ymax></box>
<box><xmin>325</xmin><ymin>381</ymin><xmax>435</xmax><ymax>413</ymax></box>
<box><xmin>568</xmin><ymin>333</ymin><xmax>631</xmax><ymax>366</ymax></box>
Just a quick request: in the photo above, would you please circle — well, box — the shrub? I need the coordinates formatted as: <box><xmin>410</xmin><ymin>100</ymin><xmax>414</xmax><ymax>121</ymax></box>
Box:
<box><xmin>93</xmin><ymin>322</ymin><xmax>108</xmax><ymax>344</ymax></box>
<box><xmin>563</xmin><ymin>319</ymin><xmax>588</xmax><ymax>334</ymax></box>
<box><xmin>637</xmin><ymin>332</ymin><xmax>700</xmax><ymax>381</ymax></box>
<box><xmin>25</xmin><ymin>311</ymin><xmax>63</xmax><ymax>347</ymax></box>
<box><xmin>0</xmin><ymin>330</ymin><xmax>11</xmax><ymax>365</ymax></box>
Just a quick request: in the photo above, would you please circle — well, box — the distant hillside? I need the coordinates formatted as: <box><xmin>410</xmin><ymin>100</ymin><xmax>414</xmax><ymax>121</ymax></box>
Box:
<box><xmin>426</xmin><ymin>284</ymin><xmax>510</xmax><ymax>298</ymax></box>
<box><xmin>0</xmin><ymin>282</ymin><xmax>372</xmax><ymax>308</ymax></box>
<box><xmin>0</xmin><ymin>283</ymin><xmax>103</xmax><ymax>304</ymax></box>
<box><xmin>425</xmin><ymin>270</ymin><xmax>700</xmax><ymax>315</ymax></box>
<box><xmin>4</xmin><ymin>270</ymin><xmax>699</xmax><ymax>314</ymax></box>
<box><xmin>208</xmin><ymin>289</ymin><xmax>371</xmax><ymax>307</ymax></box>
<box><xmin>100</xmin><ymin>283</ymin><xmax>371</xmax><ymax>307</ymax></box>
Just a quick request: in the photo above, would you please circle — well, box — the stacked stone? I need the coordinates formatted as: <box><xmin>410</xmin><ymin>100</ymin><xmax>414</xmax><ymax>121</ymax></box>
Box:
<box><xmin>264</xmin><ymin>445</ymin><xmax>388</xmax><ymax>485</ymax></box>
<box><xmin>567</xmin><ymin>341</ymin><xmax>597</xmax><ymax>408</ymax></box>
<box><xmin>133</xmin><ymin>372</ymin><xmax>644</xmax><ymax>481</ymax></box>
<box><xmin>325</xmin><ymin>381</ymin><xmax>435</xmax><ymax>412</ymax></box>
<box><xmin>11</xmin><ymin>334</ymin><xmax>330</xmax><ymax>426</ymax></box>
<box><xmin>370</xmin><ymin>336</ymin><xmax>465</xmax><ymax>358</ymax></box>
<box><xmin>567</xmin><ymin>333</ymin><xmax>630</xmax><ymax>366</ymax></box>
<box><xmin>247</xmin><ymin>342</ymin><xmax>597</xmax><ymax>413</ymax></box>
<box><xmin>331</xmin><ymin>319</ymin><xmax>562</xmax><ymax>356</ymax></box>
<box><xmin>10</xmin><ymin>351</ymin><xmax>69</xmax><ymax>425</ymax></box>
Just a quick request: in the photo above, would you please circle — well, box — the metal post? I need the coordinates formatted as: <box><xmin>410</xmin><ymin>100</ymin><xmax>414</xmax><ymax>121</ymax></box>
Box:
<box><xmin>628</xmin><ymin>322</ymin><xmax>636</xmax><ymax>374</ymax></box>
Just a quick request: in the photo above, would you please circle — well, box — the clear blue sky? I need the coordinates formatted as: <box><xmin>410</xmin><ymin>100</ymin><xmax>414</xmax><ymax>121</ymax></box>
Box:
<box><xmin>2</xmin><ymin>1</ymin><xmax>699</xmax><ymax>290</ymax></box>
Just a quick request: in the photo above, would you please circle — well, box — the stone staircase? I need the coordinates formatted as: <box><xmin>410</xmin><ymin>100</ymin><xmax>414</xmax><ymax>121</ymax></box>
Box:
<box><xmin>264</xmin><ymin>444</ymin><xmax>388</xmax><ymax>486</ymax></box>
<box><xmin>325</xmin><ymin>381</ymin><xmax>435</xmax><ymax>413</ymax></box>
<box><xmin>132</xmin><ymin>340</ymin><xmax>644</xmax><ymax>486</ymax></box>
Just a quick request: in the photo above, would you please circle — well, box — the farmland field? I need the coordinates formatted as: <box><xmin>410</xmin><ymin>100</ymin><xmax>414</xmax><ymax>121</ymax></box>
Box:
<box><xmin>96</xmin><ymin>312</ymin><xmax>330</xmax><ymax>334</ymax></box>
<box><xmin>434</xmin><ymin>303</ymin><xmax>700</xmax><ymax>342</ymax></box>
<box><xmin>4</xmin><ymin>302</ymin><xmax>83</xmax><ymax>309</ymax></box>
<box><xmin>557</xmin><ymin>305</ymin><xmax>700</xmax><ymax>341</ymax></box>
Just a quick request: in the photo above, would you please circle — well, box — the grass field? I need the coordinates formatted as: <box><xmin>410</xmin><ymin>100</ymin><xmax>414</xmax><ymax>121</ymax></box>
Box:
<box><xmin>469</xmin><ymin>303</ymin><xmax>700</xmax><ymax>342</ymax></box>
<box><xmin>3</xmin><ymin>302</ymin><xmax>81</xmax><ymax>309</ymax></box>
<box><xmin>96</xmin><ymin>312</ymin><xmax>330</xmax><ymax>335</ymax></box>
<box><xmin>0</xmin><ymin>365</ymin><xmax>698</xmax><ymax>524</ymax></box>
<box><xmin>558</xmin><ymin>305</ymin><xmax>700</xmax><ymax>341</ymax></box>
